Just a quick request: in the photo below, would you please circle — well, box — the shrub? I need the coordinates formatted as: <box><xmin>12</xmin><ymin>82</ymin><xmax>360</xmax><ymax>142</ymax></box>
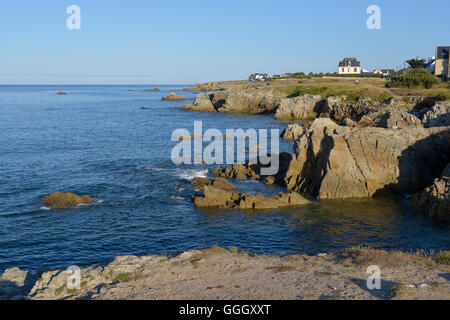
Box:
<box><xmin>436</xmin><ymin>91</ymin><xmax>450</xmax><ymax>101</ymax></box>
<box><xmin>386</xmin><ymin>69</ymin><xmax>440</xmax><ymax>89</ymax></box>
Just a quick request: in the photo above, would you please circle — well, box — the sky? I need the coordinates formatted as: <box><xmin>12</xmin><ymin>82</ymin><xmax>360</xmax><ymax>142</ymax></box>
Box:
<box><xmin>0</xmin><ymin>0</ymin><xmax>449</xmax><ymax>84</ymax></box>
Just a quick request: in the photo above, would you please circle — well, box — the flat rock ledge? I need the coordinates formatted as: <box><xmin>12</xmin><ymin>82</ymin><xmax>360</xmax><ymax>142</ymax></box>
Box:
<box><xmin>1</xmin><ymin>247</ymin><xmax>449</xmax><ymax>300</ymax></box>
<box><xmin>193</xmin><ymin>185</ymin><xmax>310</xmax><ymax>209</ymax></box>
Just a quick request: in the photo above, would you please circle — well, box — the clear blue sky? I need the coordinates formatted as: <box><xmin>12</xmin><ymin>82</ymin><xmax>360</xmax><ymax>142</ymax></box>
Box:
<box><xmin>0</xmin><ymin>0</ymin><xmax>449</xmax><ymax>84</ymax></box>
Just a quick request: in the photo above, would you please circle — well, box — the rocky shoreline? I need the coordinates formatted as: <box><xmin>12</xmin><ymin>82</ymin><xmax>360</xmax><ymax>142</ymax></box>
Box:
<box><xmin>1</xmin><ymin>247</ymin><xmax>448</xmax><ymax>300</ymax></box>
<box><xmin>182</xmin><ymin>79</ymin><xmax>450</xmax><ymax>221</ymax></box>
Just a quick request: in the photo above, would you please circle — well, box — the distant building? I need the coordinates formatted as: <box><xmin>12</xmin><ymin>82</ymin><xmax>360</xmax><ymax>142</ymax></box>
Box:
<box><xmin>374</xmin><ymin>69</ymin><xmax>395</xmax><ymax>77</ymax></box>
<box><xmin>281</xmin><ymin>73</ymin><xmax>293</xmax><ymax>78</ymax></box>
<box><xmin>435</xmin><ymin>46</ymin><xmax>450</xmax><ymax>80</ymax></box>
<box><xmin>249</xmin><ymin>73</ymin><xmax>269</xmax><ymax>82</ymax></box>
<box><xmin>338</xmin><ymin>58</ymin><xmax>362</xmax><ymax>74</ymax></box>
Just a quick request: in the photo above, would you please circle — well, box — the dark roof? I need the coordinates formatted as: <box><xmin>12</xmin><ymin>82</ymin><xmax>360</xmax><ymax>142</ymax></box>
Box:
<box><xmin>436</xmin><ymin>46</ymin><xmax>450</xmax><ymax>59</ymax></box>
<box><xmin>381</xmin><ymin>69</ymin><xmax>395</xmax><ymax>73</ymax></box>
<box><xmin>338</xmin><ymin>57</ymin><xmax>361</xmax><ymax>67</ymax></box>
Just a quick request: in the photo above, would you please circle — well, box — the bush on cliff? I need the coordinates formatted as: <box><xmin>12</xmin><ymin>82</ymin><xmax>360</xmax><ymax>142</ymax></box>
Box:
<box><xmin>386</xmin><ymin>69</ymin><xmax>440</xmax><ymax>89</ymax></box>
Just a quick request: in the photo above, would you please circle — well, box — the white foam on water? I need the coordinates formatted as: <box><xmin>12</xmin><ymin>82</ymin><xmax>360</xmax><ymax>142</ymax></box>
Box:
<box><xmin>176</xmin><ymin>169</ymin><xmax>208</xmax><ymax>181</ymax></box>
<box><xmin>40</xmin><ymin>206</ymin><xmax>51</xmax><ymax>210</ymax></box>
<box><xmin>171</xmin><ymin>196</ymin><xmax>187</xmax><ymax>201</ymax></box>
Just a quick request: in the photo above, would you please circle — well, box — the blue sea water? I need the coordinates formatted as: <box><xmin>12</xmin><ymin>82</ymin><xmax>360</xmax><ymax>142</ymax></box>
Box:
<box><xmin>0</xmin><ymin>85</ymin><xmax>448</xmax><ymax>272</ymax></box>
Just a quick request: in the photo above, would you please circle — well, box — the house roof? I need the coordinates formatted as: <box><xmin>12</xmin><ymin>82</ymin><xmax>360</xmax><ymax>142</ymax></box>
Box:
<box><xmin>436</xmin><ymin>46</ymin><xmax>450</xmax><ymax>59</ymax></box>
<box><xmin>338</xmin><ymin>57</ymin><xmax>361</xmax><ymax>67</ymax></box>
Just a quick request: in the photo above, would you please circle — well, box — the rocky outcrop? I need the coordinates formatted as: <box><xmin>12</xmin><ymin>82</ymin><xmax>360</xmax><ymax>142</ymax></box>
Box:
<box><xmin>421</xmin><ymin>103</ymin><xmax>450</xmax><ymax>128</ymax></box>
<box><xmin>41</xmin><ymin>192</ymin><xmax>94</xmax><ymax>209</ymax></box>
<box><xmin>162</xmin><ymin>92</ymin><xmax>186</xmax><ymax>101</ymax></box>
<box><xmin>357</xmin><ymin>107</ymin><xmax>422</xmax><ymax>128</ymax></box>
<box><xmin>192</xmin><ymin>177</ymin><xmax>236</xmax><ymax>191</ymax></box>
<box><xmin>145</xmin><ymin>88</ymin><xmax>160</xmax><ymax>91</ymax></box>
<box><xmin>315</xmin><ymin>96</ymin><xmax>378</xmax><ymax>122</ymax></box>
<box><xmin>182</xmin><ymin>92</ymin><xmax>217</xmax><ymax>112</ymax></box>
<box><xmin>218</xmin><ymin>89</ymin><xmax>282</xmax><ymax>114</ymax></box>
<box><xmin>413</xmin><ymin>164</ymin><xmax>450</xmax><ymax>222</ymax></box>
<box><xmin>0</xmin><ymin>267</ymin><xmax>37</xmax><ymax>300</ymax></box>
<box><xmin>212</xmin><ymin>163</ymin><xmax>260</xmax><ymax>181</ymax></box>
<box><xmin>183</xmin><ymin>89</ymin><xmax>282</xmax><ymax>114</ymax></box>
<box><xmin>193</xmin><ymin>186</ymin><xmax>310</xmax><ymax>209</ymax></box>
<box><xmin>212</xmin><ymin>153</ymin><xmax>293</xmax><ymax>186</ymax></box>
<box><xmin>281</xmin><ymin>123</ymin><xmax>309</xmax><ymax>141</ymax></box>
<box><xmin>284</xmin><ymin>118</ymin><xmax>450</xmax><ymax>199</ymax></box>
<box><xmin>275</xmin><ymin>95</ymin><xmax>322</xmax><ymax>120</ymax></box>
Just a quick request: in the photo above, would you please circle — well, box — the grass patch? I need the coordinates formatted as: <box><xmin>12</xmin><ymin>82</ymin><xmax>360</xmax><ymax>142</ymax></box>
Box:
<box><xmin>207</xmin><ymin>285</ymin><xmax>225</xmax><ymax>290</ymax></box>
<box><xmin>389</xmin><ymin>284</ymin><xmax>412</xmax><ymax>298</ymax></box>
<box><xmin>266</xmin><ymin>265</ymin><xmax>296</xmax><ymax>273</ymax></box>
<box><xmin>435</xmin><ymin>251</ymin><xmax>450</xmax><ymax>265</ymax></box>
<box><xmin>113</xmin><ymin>272</ymin><xmax>133</xmax><ymax>282</ymax></box>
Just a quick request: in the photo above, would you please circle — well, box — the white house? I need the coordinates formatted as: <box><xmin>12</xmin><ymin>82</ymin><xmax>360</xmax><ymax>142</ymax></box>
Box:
<box><xmin>338</xmin><ymin>58</ymin><xmax>362</xmax><ymax>75</ymax></box>
<box><xmin>249</xmin><ymin>73</ymin><xmax>269</xmax><ymax>82</ymax></box>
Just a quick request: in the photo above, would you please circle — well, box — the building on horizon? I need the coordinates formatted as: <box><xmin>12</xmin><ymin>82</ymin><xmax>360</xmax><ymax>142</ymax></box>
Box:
<box><xmin>435</xmin><ymin>46</ymin><xmax>450</xmax><ymax>81</ymax></box>
<box><xmin>374</xmin><ymin>69</ymin><xmax>395</xmax><ymax>77</ymax></box>
<box><xmin>249</xmin><ymin>73</ymin><xmax>269</xmax><ymax>82</ymax></box>
<box><xmin>338</xmin><ymin>58</ymin><xmax>362</xmax><ymax>75</ymax></box>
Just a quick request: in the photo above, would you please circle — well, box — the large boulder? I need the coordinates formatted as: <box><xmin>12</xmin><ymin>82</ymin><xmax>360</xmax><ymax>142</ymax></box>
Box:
<box><xmin>193</xmin><ymin>186</ymin><xmax>310</xmax><ymax>209</ymax></box>
<box><xmin>281</xmin><ymin>123</ymin><xmax>304</xmax><ymax>141</ymax></box>
<box><xmin>412</xmin><ymin>164</ymin><xmax>450</xmax><ymax>221</ymax></box>
<box><xmin>284</xmin><ymin>118</ymin><xmax>450</xmax><ymax>199</ymax></box>
<box><xmin>41</xmin><ymin>192</ymin><xmax>94</xmax><ymax>209</ymax></box>
<box><xmin>275</xmin><ymin>95</ymin><xmax>322</xmax><ymax>120</ymax></box>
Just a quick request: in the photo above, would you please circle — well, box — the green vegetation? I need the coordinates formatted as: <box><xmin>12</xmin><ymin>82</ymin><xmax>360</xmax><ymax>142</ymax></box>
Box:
<box><xmin>435</xmin><ymin>251</ymin><xmax>450</xmax><ymax>265</ymax></box>
<box><xmin>113</xmin><ymin>272</ymin><xmax>133</xmax><ymax>282</ymax></box>
<box><xmin>406</xmin><ymin>58</ymin><xmax>426</xmax><ymax>69</ymax></box>
<box><xmin>436</xmin><ymin>91</ymin><xmax>450</xmax><ymax>101</ymax></box>
<box><xmin>386</xmin><ymin>69</ymin><xmax>440</xmax><ymax>89</ymax></box>
<box><xmin>266</xmin><ymin>265</ymin><xmax>296</xmax><ymax>272</ymax></box>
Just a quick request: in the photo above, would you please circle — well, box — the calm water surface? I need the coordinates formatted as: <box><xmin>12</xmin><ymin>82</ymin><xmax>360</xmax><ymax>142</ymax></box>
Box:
<box><xmin>0</xmin><ymin>85</ymin><xmax>448</xmax><ymax>272</ymax></box>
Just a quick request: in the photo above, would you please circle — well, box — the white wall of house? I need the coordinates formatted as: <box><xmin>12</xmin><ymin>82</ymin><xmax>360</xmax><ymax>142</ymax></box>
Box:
<box><xmin>338</xmin><ymin>65</ymin><xmax>362</xmax><ymax>74</ymax></box>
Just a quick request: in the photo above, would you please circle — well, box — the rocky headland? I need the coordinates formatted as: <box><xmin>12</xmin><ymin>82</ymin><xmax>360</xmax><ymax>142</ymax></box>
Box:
<box><xmin>183</xmin><ymin>78</ymin><xmax>450</xmax><ymax>221</ymax></box>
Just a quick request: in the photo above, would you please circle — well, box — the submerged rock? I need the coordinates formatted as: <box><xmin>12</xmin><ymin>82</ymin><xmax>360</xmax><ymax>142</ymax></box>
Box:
<box><xmin>162</xmin><ymin>92</ymin><xmax>186</xmax><ymax>101</ymax></box>
<box><xmin>193</xmin><ymin>186</ymin><xmax>310</xmax><ymax>209</ymax></box>
<box><xmin>56</xmin><ymin>91</ymin><xmax>67</xmax><ymax>95</ymax></box>
<box><xmin>41</xmin><ymin>192</ymin><xmax>94</xmax><ymax>209</ymax></box>
<box><xmin>284</xmin><ymin>118</ymin><xmax>450</xmax><ymax>199</ymax></box>
<box><xmin>413</xmin><ymin>163</ymin><xmax>450</xmax><ymax>222</ymax></box>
